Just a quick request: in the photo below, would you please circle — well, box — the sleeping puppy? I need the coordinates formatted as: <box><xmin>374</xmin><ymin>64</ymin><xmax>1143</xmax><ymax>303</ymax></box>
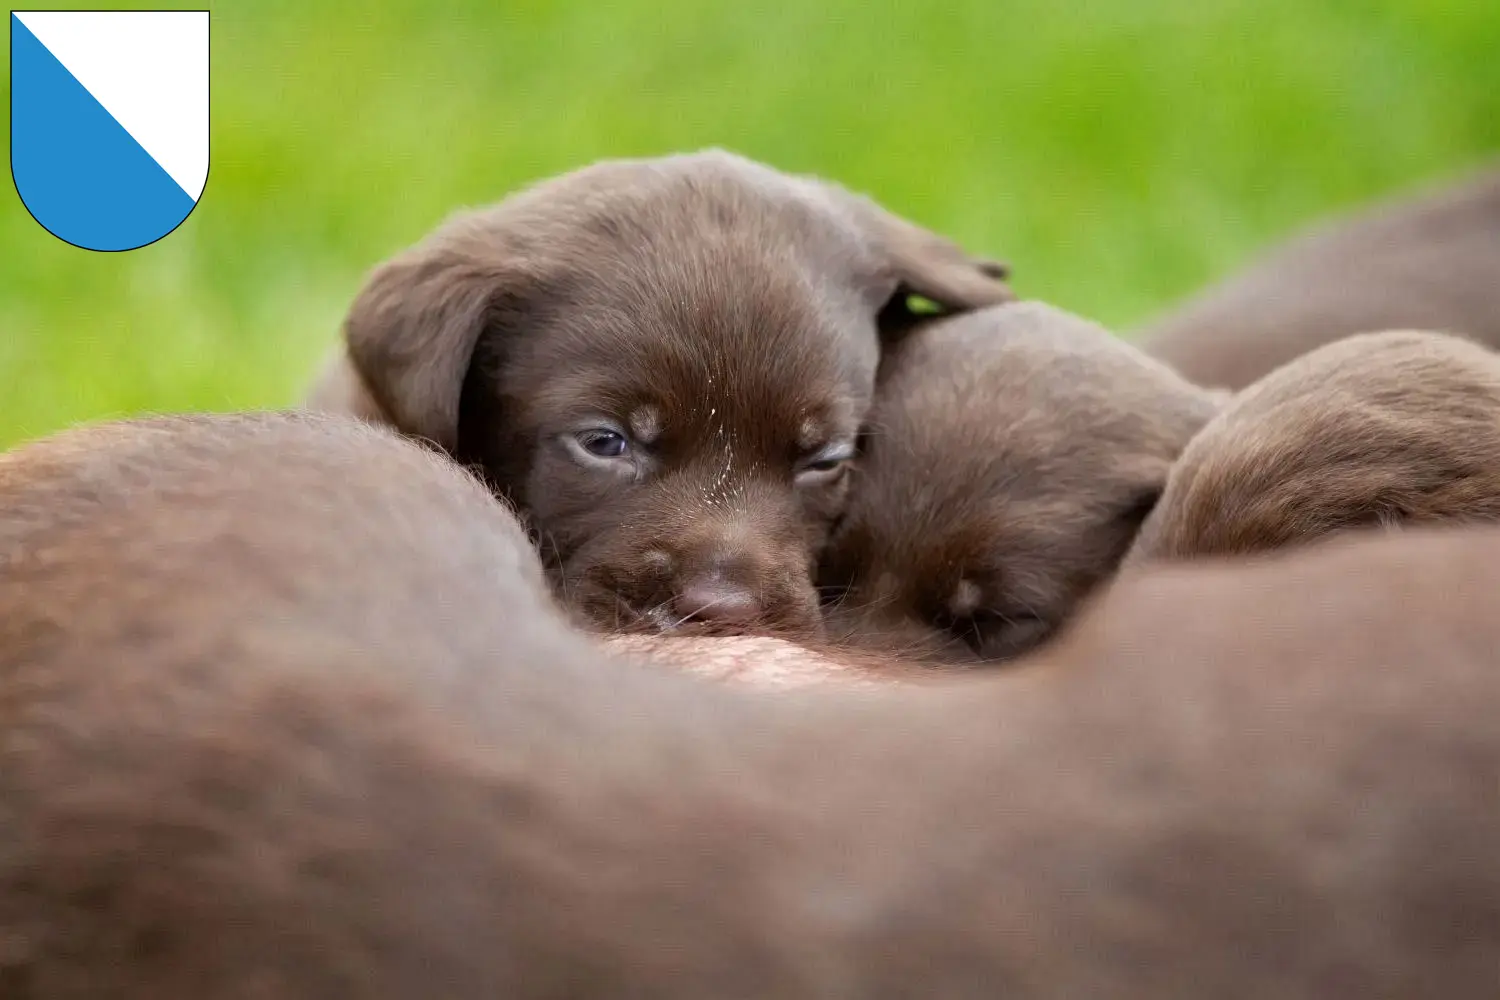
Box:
<box><xmin>1138</xmin><ymin>163</ymin><xmax>1500</xmax><ymax>390</ymax></box>
<box><xmin>821</xmin><ymin>301</ymin><xmax>1222</xmax><ymax>663</ymax></box>
<box><xmin>1129</xmin><ymin>329</ymin><xmax>1500</xmax><ymax>564</ymax></box>
<box><xmin>7</xmin><ymin>411</ymin><xmax>1500</xmax><ymax>997</ymax></box>
<box><xmin>306</xmin><ymin>149</ymin><xmax>1011</xmax><ymax>636</ymax></box>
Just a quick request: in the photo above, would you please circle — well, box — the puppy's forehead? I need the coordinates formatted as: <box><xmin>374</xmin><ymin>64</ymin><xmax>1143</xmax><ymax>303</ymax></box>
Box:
<box><xmin>540</xmin><ymin>256</ymin><xmax>872</xmax><ymax>412</ymax></box>
<box><xmin>524</xmin><ymin>152</ymin><xmax>875</xmax><ymax>263</ymax></box>
<box><xmin>499</xmin><ymin>165</ymin><xmax>886</xmax><ymax>447</ymax></box>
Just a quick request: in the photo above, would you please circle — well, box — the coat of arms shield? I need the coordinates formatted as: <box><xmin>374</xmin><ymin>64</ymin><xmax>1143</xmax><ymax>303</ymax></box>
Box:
<box><xmin>10</xmin><ymin>10</ymin><xmax>208</xmax><ymax>252</ymax></box>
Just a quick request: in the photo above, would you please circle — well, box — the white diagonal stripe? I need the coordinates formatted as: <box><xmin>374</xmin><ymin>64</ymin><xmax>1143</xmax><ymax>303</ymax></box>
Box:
<box><xmin>15</xmin><ymin>10</ymin><xmax>208</xmax><ymax>201</ymax></box>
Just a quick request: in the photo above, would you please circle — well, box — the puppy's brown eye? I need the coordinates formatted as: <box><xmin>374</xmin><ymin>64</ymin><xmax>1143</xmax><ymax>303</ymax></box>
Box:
<box><xmin>576</xmin><ymin>429</ymin><xmax>628</xmax><ymax>458</ymax></box>
<box><xmin>802</xmin><ymin>457</ymin><xmax>844</xmax><ymax>474</ymax></box>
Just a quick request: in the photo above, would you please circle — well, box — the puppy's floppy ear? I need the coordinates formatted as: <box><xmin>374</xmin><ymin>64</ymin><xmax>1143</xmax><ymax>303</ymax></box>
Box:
<box><xmin>870</xmin><ymin>205</ymin><xmax>1014</xmax><ymax>315</ymax></box>
<box><xmin>342</xmin><ymin>244</ymin><xmax>519</xmax><ymax>453</ymax></box>
<box><xmin>812</xmin><ymin>183</ymin><xmax>1014</xmax><ymax>318</ymax></box>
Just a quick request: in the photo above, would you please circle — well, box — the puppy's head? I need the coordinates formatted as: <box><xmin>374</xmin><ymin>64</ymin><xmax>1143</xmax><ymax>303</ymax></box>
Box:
<box><xmin>822</xmin><ymin>302</ymin><xmax>1221</xmax><ymax>663</ymax></box>
<box><xmin>341</xmin><ymin>150</ymin><xmax>1011</xmax><ymax>635</ymax></box>
<box><xmin>1129</xmin><ymin>329</ymin><xmax>1500</xmax><ymax>564</ymax></box>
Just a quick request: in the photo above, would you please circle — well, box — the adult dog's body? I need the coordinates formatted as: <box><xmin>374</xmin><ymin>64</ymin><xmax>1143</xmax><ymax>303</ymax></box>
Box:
<box><xmin>1139</xmin><ymin>165</ymin><xmax>1500</xmax><ymax>390</ymax></box>
<box><xmin>3</xmin><ymin>412</ymin><xmax>1500</xmax><ymax>997</ymax></box>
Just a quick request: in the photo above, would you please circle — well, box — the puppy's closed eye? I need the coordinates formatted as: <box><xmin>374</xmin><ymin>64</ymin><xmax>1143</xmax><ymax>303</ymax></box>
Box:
<box><xmin>795</xmin><ymin>442</ymin><xmax>855</xmax><ymax>487</ymax></box>
<box><xmin>936</xmin><ymin>607</ymin><xmax>1051</xmax><ymax>661</ymax></box>
<box><xmin>932</xmin><ymin>579</ymin><xmax>1051</xmax><ymax>660</ymax></box>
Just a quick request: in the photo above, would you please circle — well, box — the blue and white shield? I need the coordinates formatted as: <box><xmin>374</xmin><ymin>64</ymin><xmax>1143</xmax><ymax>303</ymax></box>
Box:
<box><xmin>10</xmin><ymin>10</ymin><xmax>209</xmax><ymax>252</ymax></box>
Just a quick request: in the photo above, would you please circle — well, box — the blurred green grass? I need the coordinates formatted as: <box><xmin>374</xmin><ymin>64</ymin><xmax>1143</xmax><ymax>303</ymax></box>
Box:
<box><xmin>1</xmin><ymin>0</ymin><xmax>1496</xmax><ymax>447</ymax></box>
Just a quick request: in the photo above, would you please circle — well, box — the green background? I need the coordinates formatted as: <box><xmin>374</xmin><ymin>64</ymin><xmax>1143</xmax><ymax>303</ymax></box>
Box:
<box><xmin>2</xmin><ymin>1</ymin><xmax>1496</xmax><ymax>448</ymax></box>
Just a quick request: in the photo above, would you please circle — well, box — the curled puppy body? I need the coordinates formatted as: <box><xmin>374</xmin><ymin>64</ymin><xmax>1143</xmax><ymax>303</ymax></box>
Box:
<box><xmin>309</xmin><ymin>149</ymin><xmax>1011</xmax><ymax>636</ymax></box>
<box><xmin>6</xmin><ymin>413</ymin><xmax>1500</xmax><ymax>997</ymax></box>
<box><xmin>1138</xmin><ymin>164</ymin><xmax>1500</xmax><ymax>391</ymax></box>
<box><xmin>1129</xmin><ymin>329</ymin><xmax>1500</xmax><ymax>564</ymax></box>
<box><xmin>821</xmin><ymin>301</ymin><xmax>1222</xmax><ymax>663</ymax></box>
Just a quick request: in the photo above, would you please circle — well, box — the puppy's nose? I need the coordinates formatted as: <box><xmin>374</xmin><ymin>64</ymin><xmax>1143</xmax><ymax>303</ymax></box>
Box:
<box><xmin>673</xmin><ymin>573</ymin><xmax>762</xmax><ymax>625</ymax></box>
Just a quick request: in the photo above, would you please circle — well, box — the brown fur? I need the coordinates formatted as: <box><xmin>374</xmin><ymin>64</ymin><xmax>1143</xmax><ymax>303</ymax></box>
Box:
<box><xmin>1139</xmin><ymin>164</ymin><xmax>1500</xmax><ymax>390</ymax></box>
<box><xmin>304</xmin><ymin>351</ymin><xmax>392</xmax><ymax>425</ymax></box>
<box><xmin>1130</xmin><ymin>329</ymin><xmax>1500</xmax><ymax>564</ymax></box>
<box><xmin>305</xmin><ymin>149</ymin><xmax>1011</xmax><ymax>636</ymax></box>
<box><xmin>821</xmin><ymin>301</ymin><xmax>1222</xmax><ymax>663</ymax></box>
<box><xmin>5</xmin><ymin>412</ymin><xmax>1500</xmax><ymax>996</ymax></box>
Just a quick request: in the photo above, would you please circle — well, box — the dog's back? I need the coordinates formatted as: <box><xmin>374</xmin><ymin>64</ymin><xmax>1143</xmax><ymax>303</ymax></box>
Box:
<box><xmin>1139</xmin><ymin>165</ymin><xmax>1500</xmax><ymax>389</ymax></box>
<box><xmin>0</xmin><ymin>413</ymin><xmax>643</xmax><ymax>997</ymax></box>
<box><xmin>7</xmin><ymin>413</ymin><xmax>1500</xmax><ymax>997</ymax></box>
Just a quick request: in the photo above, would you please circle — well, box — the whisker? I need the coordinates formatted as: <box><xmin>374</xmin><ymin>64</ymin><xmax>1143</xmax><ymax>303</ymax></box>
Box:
<box><xmin>669</xmin><ymin>595</ymin><xmax>727</xmax><ymax>630</ymax></box>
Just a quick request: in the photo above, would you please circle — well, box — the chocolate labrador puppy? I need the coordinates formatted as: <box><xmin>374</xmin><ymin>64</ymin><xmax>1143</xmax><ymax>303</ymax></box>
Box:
<box><xmin>305</xmin><ymin>149</ymin><xmax>1011</xmax><ymax>636</ymax></box>
<box><xmin>5</xmin><ymin>411</ymin><xmax>1500</xmax><ymax>997</ymax></box>
<box><xmin>821</xmin><ymin>301</ymin><xmax>1222</xmax><ymax>663</ymax></box>
<box><xmin>1130</xmin><ymin>329</ymin><xmax>1500</xmax><ymax>563</ymax></box>
<box><xmin>1138</xmin><ymin>164</ymin><xmax>1500</xmax><ymax>390</ymax></box>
